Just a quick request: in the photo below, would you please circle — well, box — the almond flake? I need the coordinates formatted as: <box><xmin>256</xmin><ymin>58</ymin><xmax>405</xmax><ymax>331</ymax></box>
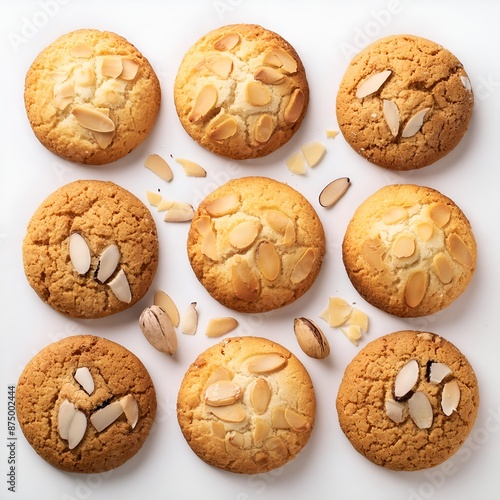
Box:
<box><xmin>180</xmin><ymin>302</ymin><xmax>198</xmax><ymax>335</ymax></box>
<box><xmin>90</xmin><ymin>401</ymin><xmax>124</xmax><ymax>432</ymax></box>
<box><xmin>96</xmin><ymin>244</ymin><xmax>120</xmax><ymax>283</ymax></box>
<box><xmin>284</xmin><ymin>89</ymin><xmax>305</xmax><ymax>124</ymax></box>
<box><xmin>385</xmin><ymin>398</ymin><xmax>406</xmax><ymax>423</ymax></box>
<box><xmin>108</xmin><ymin>269</ymin><xmax>132</xmax><ymax>303</ymax></box>
<box><xmin>254</xmin><ymin>114</ymin><xmax>274</xmax><ymax>143</ymax></box>
<box><xmin>341</xmin><ymin>325</ymin><xmax>363</xmax><ymax>345</ymax></box>
<box><xmin>120</xmin><ymin>395</ymin><xmax>139</xmax><ymax>429</ymax></box>
<box><xmin>301</xmin><ymin>141</ymin><xmax>326</xmax><ymax>168</ymax></box>
<box><xmin>447</xmin><ymin>233</ymin><xmax>474</xmax><ymax>267</ymax></box>
<box><xmin>383</xmin><ymin>99</ymin><xmax>400</xmax><ymax>137</ymax></box>
<box><xmin>290</xmin><ymin>248</ymin><xmax>315</xmax><ymax>284</ymax></box>
<box><xmin>58</xmin><ymin>399</ymin><xmax>77</xmax><ymax>440</ymax></box>
<box><xmin>393</xmin><ymin>235</ymin><xmax>416</xmax><ymax>259</ymax></box>
<box><xmin>211</xmin><ymin>421</ymin><xmax>226</xmax><ymax>439</ymax></box>
<box><xmin>265</xmin><ymin>210</ymin><xmax>291</xmax><ymax>234</ymax></box>
<box><xmin>325</xmin><ymin>297</ymin><xmax>352</xmax><ymax>327</ymax></box>
<box><xmin>206</xmin><ymin>194</ymin><xmax>240</xmax><ymax>216</ymax></box>
<box><xmin>231</xmin><ymin>260</ymin><xmax>260</xmax><ymax>302</ymax></box>
<box><xmin>69</xmin><ymin>233</ymin><xmax>91</xmax><ymax>275</ymax></box>
<box><xmin>205</xmin><ymin>380</ymin><xmax>242</xmax><ymax>407</ymax></box>
<box><xmin>429</xmin><ymin>203</ymin><xmax>451</xmax><ymax>228</ymax></box>
<box><xmin>253</xmin><ymin>418</ymin><xmax>271</xmax><ymax>443</ymax></box>
<box><xmin>207</xmin><ymin>116</ymin><xmax>238</xmax><ymax>141</ymax></box>
<box><xmin>271</xmin><ymin>407</ymin><xmax>289</xmax><ymax>429</ymax></box>
<box><xmin>206</xmin><ymin>367</ymin><xmax>233</xmax><ymax>387</ymax></box>
<box><xmin>319</xmin><ymin>177</ymin><xmax>350</xmax><ymax>208</ymax></box>
<box><xmin>408</xmin><ymin>391</ymin><xmax>433</xmax><ymax>429</ymax></box>
<box><xmin>402</xmin><ymin>108</ymin><xmax>430</xmax><ymax>138</ymax></box>
<box><xmin>433</xmin><ymin>254</ymin><xmax>454</xmax><ymax>284</ymax></box>
<box><xmin>201</xmin><ymin>230</ymin><xmax>218</xmax><ymax>260</ymax></box>
<box><xmin>286</xmin><ymin>151</ymin><xmax>306</xmax><ymax>175</ymax></box>
<box><xmin>205</xmin><ymin>317</ymin><xmax>238</xmax><ymax>338</ymax></box>
<box><xmin>250</xmin><ymin>378</ymin><xmax>272</xmax><ymax>415</ymax></box>
<box><xmin>247</xmin><ymin>353</ymin><xmax>287</xmax><ymax>374</ymax></box>
<box><xmin>214</xmin><ymin>33</ymin><xmax>240</xmax><ymax>51</ymax></box>
<box><xmin>207</xmin><ymin>403</ymin><xmax>245</xmax><ymax>423</ymax></box>
<box><xmin>157</xmin><ymin>198</ymin><xmax>174</xmax><ymax>212</ymax></box>
<box><xmin>229</xmin><ymin>221</ymin><xmax>260</xmax><ymax>249</ymax></box>
<box><xmin>254</xmin><ymin>66</ymin><xmax>285</xmax><ymax>85</ymax></box>
<box><xmin>72</xmin><ymin>105</ymin><xmax>115</xmax><ymax>133</ymax></box>
<box><xmin>362</xmin><ymin>236</ymin><xmax>386</xmax><ymax>271</ymax></box>
<box><xmin>405</xmin><ymin>270</ymin><xmax>428</xmax><ymax>308</ymax></box>
<box><xmin>120</xmin><ymin>57</ymin><xmax>140</xmax><ymax>80</ymax></box>
<box><xmin>68</xmin><ymin>410</ymin><xmax>87</xmax><ymax>449</ymax></box>
<box><xmin>428</xmin><ymin>362</ymin><xmax>453</xmax><ymax>384</ymax></box>
<box><xmin>93</xmin><ymin>130</ymin><xmax>114</xmax><ymax>149</ymax></box>
<box><xmin>382</xmin><ymin>207</ymin><xmax>408</xmax><ymax>225</ymax></box>
<box><xmin>175</xmin><ymin>158</ymin><xmax>207</xmax><ymax>177</ymax></box>
<box><xmin>189</xmin><ymin>84</ymin><xmax>217</xmax><ymax>122</ymax></box>
<box><xmin>246</xmin><ymin>81</ymin><xmax>271</xmax><ymax>106</ymax></box>
<box><xmin>326</xmin><ymin>129</ymin><xmax>339</xmax><ymax>139</ymax></box>
<box><xmin>144</xmin><ymin>154</ymin><xmax>173</xmax><ymax>182</ymax></box>
<box><xmin>356</xmin><ymin>70</ymin><xmax>392</xmax><ymax>98</ymax></box>
<box><xmin>346</xmin><ymin>308</ymin><xmax>369</xmax><ymax>332</ymax></box>
<box><xmin>256</xmin><ymin>241</ymin><xmax>281</xmax><ymax>281</ymax></box>
<box><xmin>394</xmin><ymin>359</ymin><xmax>419</xmax><ymax>400</ymax></box>
<box><xmin>205</xmin><ymin>55</ymin><xmax>233</xmax><ymax>79</ymax></box>
<box><xmin>164</xmin><ymin>202</ymin><xmax>195</xmax><ymax>222</ymax></box>
<box><xmin>415</xmin><ymin>222</ymin><xmax>434</xmax><ymax>241</ymax></box>
<box><xmin>284</xmin><ymin>408</ymin><xmax>310</xmax><ymax>432</ymax></box>
<box><xmin>146</xmin><ymin>191</ymin><xmax>163</xmax><ymax>206</ymax></box>
<box><xmin>263</xmin><ymin>49</ymin><xmax>297</xmax><ymax>74</ymax></box>
<box><xmin>441</xmin><ymin>380</ymin><xmax>460</xmax><ymax>416</ymax></box>
<box><xmin>101</xmin><ymin>56</ymin><xmax>123</xmax><ymax>78</ymax></box>
<box><xmin>154</xmin><ymin>290</ymin><xmax>180</xmax><ymax>327</ymax></box>
<box><xmin>74</xmin><ymin>367</ymin><xmax>94</xmax><ymax>395</ymax></box>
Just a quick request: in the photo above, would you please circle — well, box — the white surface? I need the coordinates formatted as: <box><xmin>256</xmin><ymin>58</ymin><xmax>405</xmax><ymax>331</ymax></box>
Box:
<box><xmin>1</xmin><ymin>1</ymin><xmax>499</xmax><ymax>499</ymax></box>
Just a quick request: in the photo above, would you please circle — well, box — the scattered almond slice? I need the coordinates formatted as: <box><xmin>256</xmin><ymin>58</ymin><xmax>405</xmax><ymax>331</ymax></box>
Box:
<box><xmin>205</xmin><ymin>317</ymin><xmax>238</xmax><ymax>338</ymax></box>
<box><xmin>206</xmin><ymin>194</ymin><xmax>240</xmax><ymax>216</ymax></box>
<box><xmin>301</xmin><ymin>141</ymin><xmax>326</xmax><ymax>167</ymax></box>
<box><xmin>181</xmin><ymin>302</ymin><xmax>198</xmax><ymax>335</ymax></box>
<box><xmin>319</xmin><ymin>177</ymin><xmax>350</xmax><ymax>208</ymax></box>
<box><xmin>154</xmin><ymin>290</ymin><xmax>180</xmax><ymax>327</ymax></box>
<box><xmin>346</xmin><ymin>308</ymin><xmax>369</xmax><ymax>332</ymax></box>
<box><xmin>157</xmin><ymin>198</ymin><xmax>174</xmax><ymax>212</ymax></box>
<box><xmin>164</xmin><ymin>202</ymin><xmax>195</xmax><ymax>222</ymax></box>
<box><xmin>144</xmin><ymin>154</ymin><xmax>173</xmax><ymax>182</ymax></box>
<box><xmin>325</xmin><ymin>129</ymin><xmax>339</xmax><ymax>139</ymax></box>
<box><xmin>176</xmin><ymin>158</ymin><xmax>207</xmax><ymax>177</ymax></box>
<box><xmin>326</xmin><ymin>297</ymin><xmax>352</xmax><ymax>327</ymax></box>
<box><xmin>286</xmin><ymin>152</ymin><xmax>306</xmax><ymax>174</ymax></box>
<box><xmin>341</xmin><ymin>325</ymin><xmax>363</xmax><ymax>345</ymax></box>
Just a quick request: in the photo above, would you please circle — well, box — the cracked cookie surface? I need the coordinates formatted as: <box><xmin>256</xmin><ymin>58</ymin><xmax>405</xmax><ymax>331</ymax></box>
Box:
<box><xmin>174</xmin><ymin>24</ymin><xmax>309</xmax><ymax>159</ymax></box>
<box><xmin>24</xmin><ymin>29</ymin><xmax>161</xmax><ymax>165</ymax></box>
<box><xmin>187</xmin><ymin>176</ymin><xmax>325</xmax><ymax>313</ymax></box>
<box><xmin>16</xmin><ymin>335</ymin><xmax>157</xmax><ymax>473</ymax></box>
<box><xmin>177</xmin><ymin>336</ymin><xmax>315</xmax><ymax>474</ymax></box>
<box><xmin>23</xmin><ymin>180</ymin><xmax>159</xmax><ymax>318</ymax></box>
<box><xmin>342</xmin><ymin>184</ymin><xmax>476</xmax><ymax>317</ymax></box>
<box><xmin>336</xmin><ymin>330</ymin><xmax>479</xmax><ymax>471</ymax></box>
<box><xmin>336</xmin><ymin>35</ymin><xmax>473</xmax><ymax>170</ymax></box>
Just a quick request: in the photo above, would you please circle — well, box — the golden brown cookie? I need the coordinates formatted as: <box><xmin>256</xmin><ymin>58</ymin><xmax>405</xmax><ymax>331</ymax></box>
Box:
<box><xmin>187</xmin><ymin>176</ymin><xmax>325</xmax><ymax>313</ymax></box>
<box><xmin>23</xmin><ymin>180</ymin><xmax>159</xmax><ymax>318</ymax></box>
<box><xmin>177</xmin><ymin>336</ymin><xmax>316</xmax><ymax>474</ymax></box>
<box><xmin>336</xmin><ymin>35</ymin><xmax>473</xmax><ymax>170</ymax></box>
<box><xmin>336</xmin><ymin>330</ymin><xmax>479</xmax><ymax>471</ymax></box>
<box><xmin>24</xmin><ymin>29</ymin><xmax>161</xmax><ymax>164</ymax></box>
<box><xmin>342</xmin><ymin>184</ymin><xmax>476</xmax><ymax>317</ymax></box>
<box><xmin>16</xmin><ymin>335</ymin><xmax>157</xmax><ymax>473</ymax></box>
<box><xmin>174</xmin><ymin>24</ymin><xmax>309</xmax><ymax>159</ymax></box>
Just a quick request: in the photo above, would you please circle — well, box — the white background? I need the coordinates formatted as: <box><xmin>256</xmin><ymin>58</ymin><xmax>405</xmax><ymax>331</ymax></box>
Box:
<box><xmin>1</xmin><ymin>1</ymin><xmax>499</xmax><ymax>499</ymax></box>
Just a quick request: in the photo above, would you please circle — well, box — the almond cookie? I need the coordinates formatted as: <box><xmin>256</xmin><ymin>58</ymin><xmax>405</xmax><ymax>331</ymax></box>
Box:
<box><xmin>177</xmin><ymin>336</ymin><xmax>315</xmax><ymax>474</ymax></box>
<box><xmin>336</xmin><ymin>35</ymin><xmax>473</xmax><ymax>170</ymax></box>
<box><xmin>16</xmin><ymin>335</ymin><xmax>157</xmax><ymax>473</ymax></box>
<box><xmin>173</xmin><ymin>24</ymin><xmax>309</xmax><ymax>159</ymax></box>
<box><xmin>23</xmin><ymin>180</ymin><xmax>159</xmax><ymax>318</ymax></box>
<box><xmin>342</xmin><ymin>184</ymin><xmax>476</xmax><ymax>317</ymax></box>
<box><xmin>187</xmin><ymin>176</ymin><xmax>325</xmax><ymax>313</ymax></box>
<box><xmin>24</xmin><ymin>29</ymin><xmax>161</xmax><ymax>164</ymax></box>
<box><xmin>336</xmin><ymin>330</ymin><xmax>479</xmax><ymax>471</ymax></box>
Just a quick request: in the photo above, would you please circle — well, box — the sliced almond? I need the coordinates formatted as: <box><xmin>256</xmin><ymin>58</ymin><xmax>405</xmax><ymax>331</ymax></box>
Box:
<box><xmin>319</xmin><ymin>177</ymin><xmax>350</xmax><ymax>208</ymax></box>
<box><xmin>284</xmin><ymin>408</ymin><xmax>310</xmax><ymax>432</ymax></box>
<box><xmin>382</xmin><ymin>206</ymin><xmax>408</xmax><ymax>225</ymax></box>
<box><xmin>461</xmin><ymin>75</ymin><xmax>472</xmax><ymax>92</ymax></box>
<box><xmin>256</xmin><ymin>242</ymin><xmax>281</xmax><ymax>281</ymax></box>
<box><xmin>254</xmin><ymin>66</ymin><xmax>285</xmax><ymax>84</ymax></box>
<box><xmin>201</xmin><ymin>229</ymin><xmax>218</xmax><ymax>261</ymax></box>
<box><xmin>206</xmin><ymin>367</ymin><xmax>233</xmax><ymax>387</ymax></box>
<box><xmin>284</xmin><ymin>89</ymin><xmax>305</xmax><ymax>124</ymax></box>
<box><xmin>326</xmin><ymin>129</ymin><xmax>339</xmax><ymax>139</ymax></box>
<box><xmin>181</xmin><ymin>302</ymin><xmax>198</xmax><ymax>335</ymax></box>
<box><xmin>207</xmin><ymin>403</ymin><xmax>245</xmax><ymax>423</ymax></box>
<box><xmin>405</xmin><ymin>270</ymin><xmax>428</xmax><ymax>308</ymax></box>
<box><xmin>290</xmin><ymin>248</ymin><xmax>316</xmax><ymax>284</ymax></box>
<box><xmin>286</xmin><ymin>151</ymin><xmax>306</xmax><ymax>175</ymax></box>
<box><xmin>447</xmin><ymin>233</ymin><xmax>474</xmax><ymax>267</ymax></box>
<box><xmin>385</xmin><ymin>398</ymin><xmax>406</xmax><ymax>423</ymax></box>
<box><xmin>175</xmin><ymin>158</ymin><xmax>207</xmax><ymax>177</ymax></box>
<box><xmin>74</xmin><ymin>66</ymin><xmax>95</xmax><ymax>86</ymax></box>
<box><xmin>253</xmin><ymin>418</ymin><xmax>271</xmax><ymax>444</ymax></box>
<box><xmin>228</xmin><ymin>432</ymin><xmax>245</xmax><ymax>449</ymax></box>
<box><xmin>383</xmin><ymin>99</ymin><xmax>400</xmax><ymax>137</ymax></box>
<box><xmin>90</xmin><ymin>401</ymin><xmax>124</xmax><ymax>432</ymax></box>
<box><xmin>68</xmin><ymin>410</ymin><xmax>87</xmax><ymax>449</ymax></box>
<box><xmin>58</xmin><ymin>399</ymin><xmax>77</xmax><ymax>440</ymax></box>
<box><xmin>362</xmin><ymin>237</ymin><xmax>386</xmax><ymax>271</ymax></box>
<box><xmin>119</xmin><ymin>394</ymin><xmax>139</xmax><ymax>429</ymax></box>
<box><xmin>207</xmin><ymin>116</ymin><xmax>238</xmax><ymax>141</ymax></box>
<box><xmin>53</xmin><ymin>95</ymin><xmax>73</xmax><ymax>111</ymax></box>
<box><xmin>139</xmin><ymin>305</ymin><xmax>178</xmax><ymax>355</ymax></box>
<box><xmin>415</xmin><ymin>222</ymin><xmax>434</xmax><ymax>241</ymax></box>
<box><xmin>263</xmin><ymin>49</ymin><xmax>297</xmax><ymax>74</ymax></box>
<box><xmin>54</xmin><ymin>80</ymin><xmax>75</xmax><ymax>99</ymax></box>
<box><xmin>144</xmin><ymin>154</ymin><xmax>173</xmax><ymax>182</ymax></box>
<box><xmin>341</xmin><ymin>325</ymin><xmax>363</xmax><ymax>345</ymax></box>
<box><xmin>205</xmin><ymin>380</ymin><xmax>242</xmax><ymax>407</ymax></box>
<box><xmin>346</xmin><ymin>308</ymin><xmax>369</xmax><ymax>332</ymax></box>
<box><xmin>394</xmin><ymin>359</ymin><xmax>419</xmax><ymax>400</ymax></box>
<box><xmin>93</xmin><ymin>130</ymin><xmax>115</xmax><ymax>149</ymax></box>
<box><xmin>101</xmin><ymin>56</ymin><xmax>123</xmax><ymax>78</ymax></box>
<box><xmin>265</xmin><ymin>437</ymin><xmax>288</xmax><ymax>457</ymax></box>
<box><xmin>301</xmin><ymin>141</ymin><xmax>326</xmax><ymax>168</ymax></box>
<box><xmin>250</xmin><ymin>378</ymin><xmax>272</xmax><ymax>415</ymax></box>
<box><xmin>72</xmin><ymin>105</ymin><xmax>115</xmax><ymax>133</ymax></box>
<box><xmin>120</xmin><ymin>57</ymin><xmax>140</xmax><ymax>80</ymax></box>
<box><xmin>326</xmin><ymin>297</ymin><xmax>352</xmax><ymax>327</ymax></box>
<box><xmin>211</xmin><ymin>421</ymin><xmax>226</xmax><ymax>439</ymax></box>
<box><xmin>229</xmin><ymin>221</ymin><xmax>260</xmax><ymax>249</ymax></box>
<box><xmin>231</xmin><ymin>260</ymin><xmax>260</xmax><ymax>302</ymax></box>
<box><xmin>429</xmin><ymin>203</ymin><xmax>451</xmax><ymax>228</ymax></box>
<box><xmin>74</xmin><ymin>367</ymin><xmax>94</xmax><ymax>395</ymax></box>
<box><xmin>157</xmin><ymin>198</ymin><xmax>175</xmax><ymax>212</ymax></box>
<box><xmin>428</xmin><ymin>362</ymin><xmax>452</xmax><ymax>385</ymax></box>
<box><xmin>108</xmin><ymin>269</ymin><xmax>132</xmax><ymax>303</ymax></box>
<box><xmin>402</xmin><ymin>108</ymin><xmax>430</xmax><ymax>138</ymax></box>
<box><xmin>96</xmin><ymin>244</ymin><xmax>120</xmax><ymax>283</ymax></box>
<box><xmin>356</xmin><ymin>70</ymin><xmax>392</xmax><ymax>98</ymax></box>
<box><xmin>246</xmin><ymin>81</ymin><xmax>271</xmax><ymax>106</ymax></box>
<box><xmin>393</xmin><ymin>235</ymin><xmax>416</xmax><ymax>259</ymax></box>
<box><xmin>254</xmin><ymin>114</ymin><xmax>274</xmax><ymax>143</ymax></box>
<box><xmin>247</xmin><ymin>353</ymin><xmax>287</xmax><ymax>374</ymax></box>
<box><xmin>433</xmin><ymin>254</ymin><xmax>454</xmax><ymax>284</ymax></box>
<box><xmin>294</xmin><ymin>317</ymin><xmax>330</xmax><ymax>359</ymax></box>
<box><xmin>408</xmin><ymin>391</ymin><xmax>433</xmax><ymax>429</ymax></box>
<box><xmin>71</xmin><ymin>43</ymin><xmax>93</xmax><ymax>58</ymax></box>
<box><xmin>194</xmin><ymin>215</ymin><xmax>213</xmax><ymax>236</ymax></box>
<box><xmin>266</xmin><ymin>210</ymin><xmax>290</xmax><ymax>234</ymax></box>
<box><xmin>189</xmin><ymin>84</ymin><xmax>217</xmax><ymax>122</ymax></box>
<box><xmin>214</xmin><ymin>33</ymin><xmax>240</xmax><ymax>51</ymax></box>
<box><xmin>441</xmin><ymin>380</ymin><xmax>460</xmax><ymax>416</ymax></box>
<box><xmin>69</xmin><ymin>233</ymin><xmax>91</xmax><ymax>275</ymax></box>
<box><xmin>205</xmin><ymin>55</ymin><xmax>233</xmax><ymax>79</ymax></box>
<box><xmin>164</xmin><ymin>203</ymin><xmax>195</xmax><ymax>222</ymax></box>
<box><xmin>271</xmin><ymin>407</ymin><xmax>289</xmax><ymax>429</ymax></box>
<box><xmin>205</xmin><ymin>317</ymin><xmax>238</xmax><ymax>338</ymax></box>
<box><xmin>206</xmin><ymin>194</ymin><xmax>240</xmax><ymax>216</ymax></box>
<box><xmin>154</xmin><ymin>290</ymin><xmax>180</xmax><ymax>328</ymax></box>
